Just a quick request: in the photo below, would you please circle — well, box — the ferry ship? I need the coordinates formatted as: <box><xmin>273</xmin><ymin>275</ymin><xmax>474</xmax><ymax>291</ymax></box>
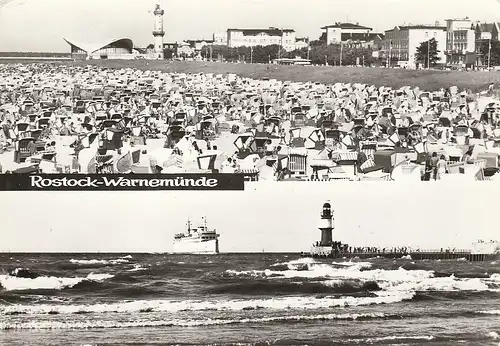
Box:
<box><xmin>172</xmin><ymin>217</ymin><xmax>220</xmax><ymax>254</ymax></box>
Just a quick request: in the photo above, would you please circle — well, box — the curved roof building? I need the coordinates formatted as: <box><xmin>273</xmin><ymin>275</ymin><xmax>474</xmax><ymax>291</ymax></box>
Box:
<box><xmin>64</xmin><ymin>38</ymin><xmax>135</xmax><ymax>59</ymax></box>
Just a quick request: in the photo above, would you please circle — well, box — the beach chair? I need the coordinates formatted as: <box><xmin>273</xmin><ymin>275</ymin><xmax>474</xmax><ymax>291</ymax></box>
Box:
<box><xmin>453</xmin><ymin>125</ymin><xmax>469</xmax><ymax>145</ymax></box>
<box><xmin>36</xmin><ymin>118</ymin><xmax>50</xmax><ymax>129</ymax></box>
<box><xmin>233</xmin><ymin>134</ymin><xmax>256</xmax><ymax>159</ymax></box>
<box><xmin>94</xmin><ymin>154</ymin><xmax>115</xmax><ymax>174</ymax></box>
<box><xmin>28</xmin><ymin>114</ymin><xmax>38</xmax><ymax>123</ymax></box>
<box><xmin>100</xmin><ymin>120</ymin><xmax>117</xmax><ymax>129</ymax></box>
<box><xmin>308</xmin><ymin>129</ymin><xmax>326</xmax><ymax>150</ymax></box>
<box><xmin>288</xmin><ymin>149</ymin><xmax>308</xmax><ymax>177</ymax></box>
<box><xmin>289</xmin><ymin>128</ymin><xmax>306</xmax><ymax>148</ymax></box>
<box><xmin>164</xmin><ymin>126</ymin><xmax>186</xmax><ymax>149</ymax></box>
<box><xmin>197</xmin><ymin>153</ymin><xmax>218</xmax><ymax>172</ymax></box>
<box><xmin>14</xmin><ymin>137</ymin><xmax>36</xmax><ymax>163</ymax></box>
<box><xmin>102</xmin><ymin>128</ymin><xmax>124</xmax><ymax>151</ymax></box>
<box><xmin>291</xmin><ymin>113</ymin><xmax>306</xmax><ymax>127</ymax></box>
<box><xmin>74</xmin><ymin>100</ymin><xmax>85</xmax><ymax>113</ymax></box>
<box><xmin>16</xmin><ymin>122</ymin><xmax>30</xmax><ymax>133</ymax></box>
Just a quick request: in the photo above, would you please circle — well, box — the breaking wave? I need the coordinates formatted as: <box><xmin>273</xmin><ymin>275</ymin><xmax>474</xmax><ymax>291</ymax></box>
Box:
<box><xmin>0</xmin><ymin>312</ymin><xmax>395</xmax><ymax>330</ymax></box>
<box><xmin>69</xmin><ymin>256</ymin><xmax>132</xmax><ymax>266</ymax></box>
<box><xmin>0</xmin><ymin>290</ymin><xmax>415</xmax><ymax>315</ymax></box>
<box><xmin>0</xmin><ymin>271</ymin><xmax>114</xmax><ymax>291</ymax></box>
<box><xmin>226</xmin><ymin>258</ymin><xmax>500</xmax><ymax>295</ymax></box>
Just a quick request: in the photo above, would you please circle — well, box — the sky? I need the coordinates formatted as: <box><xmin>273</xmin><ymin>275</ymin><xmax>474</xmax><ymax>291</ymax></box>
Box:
<box><xmin>0</xmin><ymin>181</ymin><xmax>498</xmax><ymax>253</ymax></box>
<box><xmin>0</xmin><ymin>0</ymin><xmax>500</xmax><ymax>52</ymax></box>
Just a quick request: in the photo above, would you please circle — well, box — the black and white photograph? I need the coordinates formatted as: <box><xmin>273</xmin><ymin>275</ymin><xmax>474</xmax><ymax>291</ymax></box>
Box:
<box><xmin>0</xmin><ymin>183</ymin><xmax>500</xmax><ymax>345</ymax></box>
<box><xmin>1</xmin><ymin>0</ymin><xmax>500</xmax><ymax>345</ymax></box>
<box><xmin>1</xmin><ymin>0</ymin><xmax>500</xmax><ymax>180</ymax></box>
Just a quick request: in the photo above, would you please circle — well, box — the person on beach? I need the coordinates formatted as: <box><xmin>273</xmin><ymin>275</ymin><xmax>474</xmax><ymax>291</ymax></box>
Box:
<box><xmin>436</xmin><ymin>155</ymin><xmax>448</xmax><ymax>180</ymax></box>
<box><xmin>429</xmin><ymin>152</ymin><xmax>439</xmax><ymax>180</ymax></box>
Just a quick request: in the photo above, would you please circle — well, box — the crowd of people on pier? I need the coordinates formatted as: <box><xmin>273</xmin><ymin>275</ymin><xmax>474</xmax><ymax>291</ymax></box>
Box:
<box><xmin>0</xmin><ymin>63</ymin><xmax>499</xmax><ymax>179</ymax></box>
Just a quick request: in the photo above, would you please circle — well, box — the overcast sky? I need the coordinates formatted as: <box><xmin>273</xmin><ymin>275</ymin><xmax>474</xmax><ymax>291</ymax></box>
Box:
<box><xmin>0</xmin><ymin>0</ymin><xmax>500</xmax><ymax>52</ymax></box>
<box><xmin>0</xmin><ymin>181</ymin><xmax>498</xmax><ymax>253</ymax></box>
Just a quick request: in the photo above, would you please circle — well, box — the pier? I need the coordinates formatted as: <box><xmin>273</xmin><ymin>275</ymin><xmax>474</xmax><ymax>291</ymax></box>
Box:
<box><xmin>306</xmin><ymin>250</ymin><xmax>499</xmax><ymax>262</ymax></box>
<box><xmin>308</xmin><ymin>202</ymin><xmax>500</xmax><ymax>262</ymax></box>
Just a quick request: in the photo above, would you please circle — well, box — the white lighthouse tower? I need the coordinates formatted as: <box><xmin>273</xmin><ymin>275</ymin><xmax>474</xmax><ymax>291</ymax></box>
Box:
<box><xmin>310</xmin><ymin>201</ymin><xmax>335</xmax><ymax>257</ymax></box>
<box><xmin>152</xmin><ymin>2</ymin><xmax>165</xmax><ymax>59</ymax></box>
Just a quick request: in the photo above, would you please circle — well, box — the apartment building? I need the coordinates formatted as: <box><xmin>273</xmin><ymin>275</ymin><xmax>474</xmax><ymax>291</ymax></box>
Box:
<box><xmin>475</xmin><ymin>22</ymin><xmax>500</xmax><ymax>66</ymax></box>
<box><xmin>226</xmin><ymin>28</ymin><xmax>297</xmax><ymax>51</ymax></box>
<box><xmin>445</xmin><ymin>18</ymin><xmax>476</xmax><ymax>67</ymax></box>
<box><xmin>383</xmin><ymin>24</ymin><xmax>447</xmax><ymax>69</ymax></box>
<box><xmin>321</xmin><ymin>22</ymin><xmax>373</xmax><ymax>45</ymax></box>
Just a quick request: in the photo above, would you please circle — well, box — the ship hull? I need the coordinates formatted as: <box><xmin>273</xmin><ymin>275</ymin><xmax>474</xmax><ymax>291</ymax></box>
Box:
<box><xmin>172</xmin><ymin>239</ymin><xmax>219</xmax><ymax>254</ymax></box>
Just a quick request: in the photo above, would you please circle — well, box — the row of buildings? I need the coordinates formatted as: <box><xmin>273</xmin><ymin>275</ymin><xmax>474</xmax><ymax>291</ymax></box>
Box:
<box><xmin>383</xmin><ymin>18</ymin><xmax>499</xmax><ymax>69</ymax></box>
<box><xmin>159</xmin><ymin>18</ymin><xmax>499</xmax><ymax>69</ymax></box>
<box><xmin>63</xmin><ymin>4</ymin><xmax>499</xmax><ymax>69</ymax></box>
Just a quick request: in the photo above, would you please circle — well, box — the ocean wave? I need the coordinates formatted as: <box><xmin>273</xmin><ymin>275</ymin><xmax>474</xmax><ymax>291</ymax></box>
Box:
<box><xmin>7</xmin><ymin>268</ymin><xmax>39</xmax><ymax>279</ymax></box>
<box><xmin>487</xmin><ymin>331</ymin><xmax>499</xmax><ymax>339</ymax></box>
<box><xmin>0</xmin><ymin>273</ymin><xmax>114</xmax><ymax>291</ymax></box>
<box><xmin>128</xmin><ymin>264</ymin><xmax>148</xmax><ymax>272</ymax></box>
<box><xmin>69</xmin><ymin>258</ymin><xmax>130</xmax><ymax>266</ymax></box>
<box><xmin>0</xmin><ymin>291</ymin><xmax>415</xmax><ymax>315</ymax></box>
<box><xmin>270</xmin><ymin>258</ymin><xmax>373</xmax><ymax>273</ymax></box>
<box><xmin>362</xmin><ymin>335</ymin><xmax>435</xmax><ymax>344</ymax></box>
<box><xmin>0</xmin><ymin>312</ymin><xmax>395</xmax><ymax>330</ymax></box>
<box><xmin>206</xmin><ymin>280</ymin><xmax>381</xmax><ymax>295</ymax></box>
<box><xmin>479</xmin><ymin>310</ymin><xmax>500</xmax><ymax>315</ymax></box>
<box><xmin>227</xmin><ymin>262</ymin><xmax>499</xmax><ymax>295</ymax></box>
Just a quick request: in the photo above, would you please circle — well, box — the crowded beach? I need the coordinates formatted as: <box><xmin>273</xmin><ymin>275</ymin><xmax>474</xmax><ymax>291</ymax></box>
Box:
<box><xmin>1</xmin><ymin>62</ymin><xmax>500</xmax><ymax>181</ymax></box>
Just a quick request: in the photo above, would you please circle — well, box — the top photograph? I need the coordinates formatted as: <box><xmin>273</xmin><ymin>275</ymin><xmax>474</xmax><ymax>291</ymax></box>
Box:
<box><xmin>1</xmin><ymin>0</ymin><xmax>500</xmax><ymax>181</ymax></box>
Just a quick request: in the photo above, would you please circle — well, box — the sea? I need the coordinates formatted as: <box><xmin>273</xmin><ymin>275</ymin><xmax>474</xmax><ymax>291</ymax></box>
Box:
<box><xmin>0</xmin><ymin>253</ymin><xmax>499</xmax><ymax>346</ymax></box>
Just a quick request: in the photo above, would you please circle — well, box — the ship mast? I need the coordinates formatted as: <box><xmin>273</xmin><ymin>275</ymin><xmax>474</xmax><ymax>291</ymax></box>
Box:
<box><xmin>187</xmin><ymin>218</ymin><xmax>191</xmax><ymax>234</ymax></box>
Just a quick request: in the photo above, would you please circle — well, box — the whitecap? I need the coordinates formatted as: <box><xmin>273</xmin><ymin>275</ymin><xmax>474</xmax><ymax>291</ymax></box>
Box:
<box><xmin>0</xmin><ymin>312</ymin><xmax>392</xmax><ymax>330</ymax></box>
<box><xmin>0</xmin><ymin>272</ymin><xmax>113</xmax><ymax>291</ymax></box>
<box><xmin>0</xmin><ymin>291</ymin><xmax>414</xmax><ymax>316</ymax></box>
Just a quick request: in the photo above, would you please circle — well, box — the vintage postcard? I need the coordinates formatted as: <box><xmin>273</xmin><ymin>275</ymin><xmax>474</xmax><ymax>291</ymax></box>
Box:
<box><xmin>0</xmin><ymin>0</ymin><xmax>499</xmax><ymax>345</ymax></box>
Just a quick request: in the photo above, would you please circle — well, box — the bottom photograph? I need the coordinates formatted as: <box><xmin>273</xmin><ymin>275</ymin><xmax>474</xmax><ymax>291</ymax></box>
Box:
<box><xmin>0</xmin><ymin>184</ymin><xmax>499</xmax><ymax>346</ymax></box>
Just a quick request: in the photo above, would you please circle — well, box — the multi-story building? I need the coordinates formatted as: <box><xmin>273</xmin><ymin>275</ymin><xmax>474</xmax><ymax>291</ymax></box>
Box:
<box><xmin>295</xmin><ymin>37</ymin><xmax>310</xmax><ymax>50</ymax></box>
<box><xmin>475</xmin><ymin>22</ymin><xmax>500</xmax><ymax>66</ymax></box>
<box><xmin>186</xmin><ymin>39</ymin><xmax>215</xmax><ymax>51</ymax></box>
<box><xmin>445</xmin><ymin>18</ymin><xmax>476</xmax><ymax>68</ymax></box>
<box><xmin>320</xmin><ymin>22</ymin><xmax>373</xmax><ymax>45</ymax></box>
<box><xmin>226</xmin><ymin>28</ymin><xmax>297</xmax><ymax>51</ymax></box>
<box><xmin>383</xmin><ymin>24</ymin><xmax>447</xmax><ymax>69</ymax></box>
<box><xmin>212</xmin><ymin>33</ymin><xmax>226</xmax><ymax>45</ymax></box>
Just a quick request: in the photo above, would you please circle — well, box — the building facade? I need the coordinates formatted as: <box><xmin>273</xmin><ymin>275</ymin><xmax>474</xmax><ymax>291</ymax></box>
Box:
<box><xmin>321</xmin><ymin>22</ymin><xmax>373</xmax><ymax>45</ymax></box>
<box><xmin>226</xmin><ymin>28</ymin><xmax>297</xmax><ymax>51</ymax></box>
<box><xmin>212</xmin><ymin>33</ymin><xmax>226</xmax><ymax>45</ymax></box>
<box><xmin>64</xmin><ymin>38</ymin><xmax>138</xmax><ymax>60</ymax></box>
<box><xmin>445</xmin><ymin>18</ymin><xmax>476</xmax><ymax>67</ymax></box>
<box><xmin>383</xmin><ymin>25</ymin><xmax>447</xmax><ymax>69</ymax></box>
<box><xmin>475</xmin><ymin>22</ymin><xmax>500</xmax><ymax>67</ymax></box>
<box><xmin>295</xmin><ymin>37</ymin><xmax>310</xmax><ymax>50</ymax></box>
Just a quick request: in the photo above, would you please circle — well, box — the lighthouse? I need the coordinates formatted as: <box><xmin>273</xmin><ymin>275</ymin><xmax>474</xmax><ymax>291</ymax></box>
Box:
<box><xmin>152</xmin><ymin>2</ymin><xmax>165</xmax><ymax>59</ymax></box>
<box><xmin>309</xmin><ymin>201</ymin><xmax>335</xmax><ymax>257</ymax></box>
<box><xmin>318</xmin><ymin>201</ymin><xmax>334</xmax><ymax>246</ymax></box>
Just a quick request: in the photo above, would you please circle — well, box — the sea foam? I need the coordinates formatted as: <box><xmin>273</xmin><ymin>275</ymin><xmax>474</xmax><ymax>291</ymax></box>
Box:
<box><xmin>0</xmin><ymin>272</ymin><xmax>113</xmax><ymax>291</ymax></box>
